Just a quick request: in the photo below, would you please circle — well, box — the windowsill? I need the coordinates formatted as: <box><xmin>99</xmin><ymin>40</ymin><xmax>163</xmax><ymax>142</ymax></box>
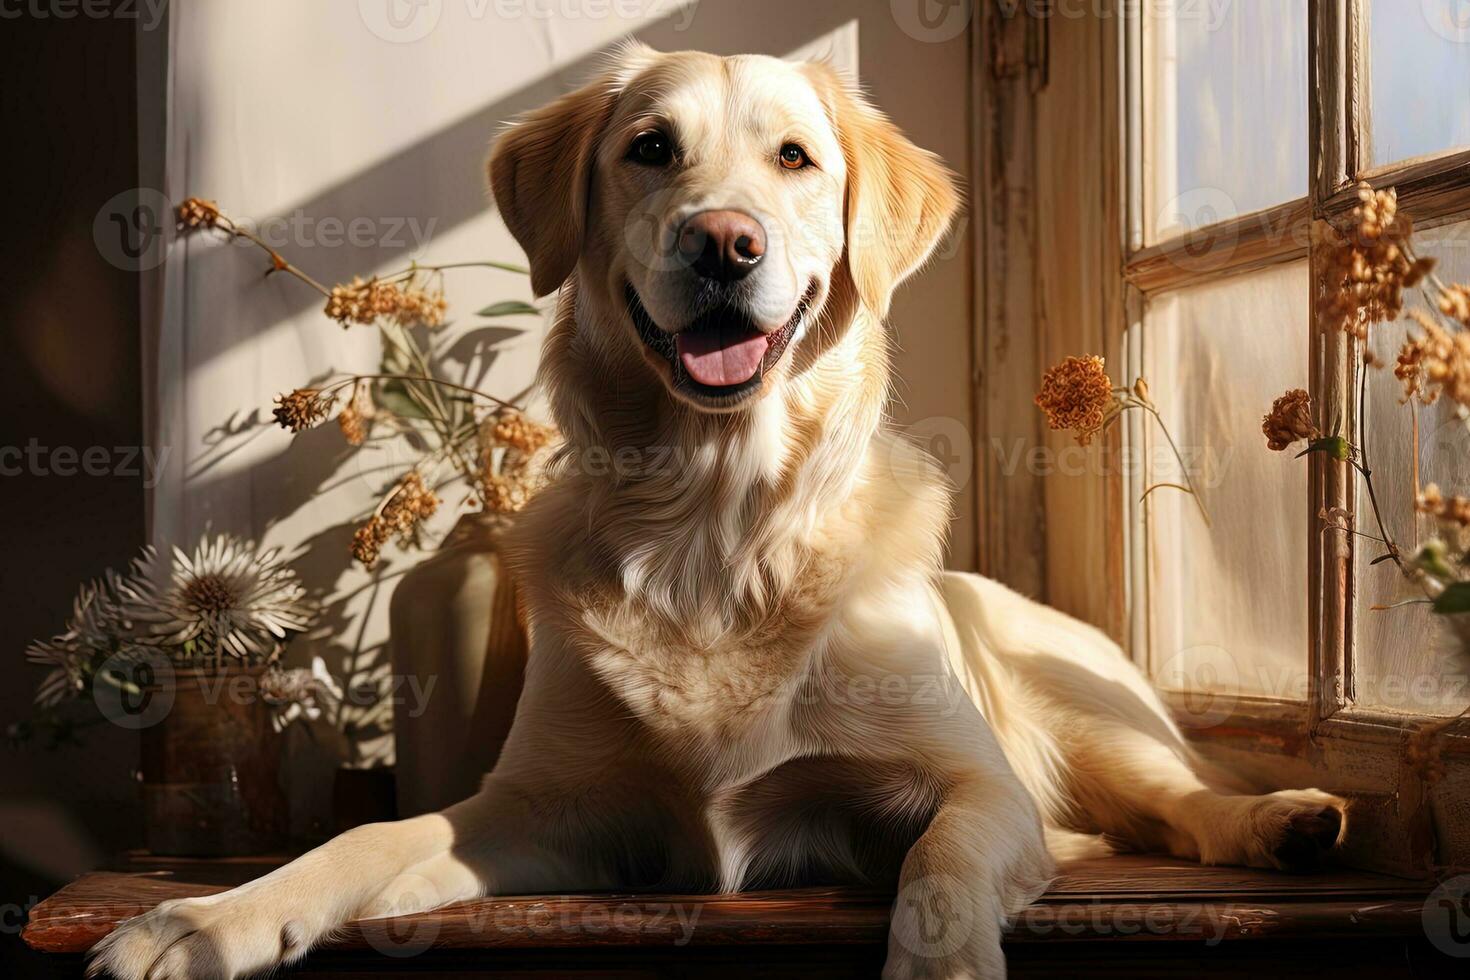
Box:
<box><xmin>23</xmin><ymin>853</ymin><xmax>1449</xmax><ymax>976</ymax></box>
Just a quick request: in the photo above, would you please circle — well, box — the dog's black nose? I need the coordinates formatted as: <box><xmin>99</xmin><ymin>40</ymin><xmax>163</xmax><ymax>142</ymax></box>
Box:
<box><xmin>677</xmin><ymin>210</ymin><xmax>765</xmax><ymax>282</ymax></box>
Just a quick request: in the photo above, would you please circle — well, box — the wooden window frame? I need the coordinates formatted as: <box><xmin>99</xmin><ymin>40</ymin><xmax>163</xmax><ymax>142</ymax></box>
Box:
<box><xmin>976</xmin><ymin>0</ymin><xmax>1470</xmax><ymax>874</ymax></box>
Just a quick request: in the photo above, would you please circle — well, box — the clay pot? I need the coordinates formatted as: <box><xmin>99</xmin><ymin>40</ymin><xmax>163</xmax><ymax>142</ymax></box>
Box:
<box><xmin>139</xmin><ymin>667</ymin><xmax>288</xmax><ymax>856</ymax></box>
<box><xmin>388</xmin><ymin>513</ymin><xmax>527</xmax><ymax>817</ymax></box>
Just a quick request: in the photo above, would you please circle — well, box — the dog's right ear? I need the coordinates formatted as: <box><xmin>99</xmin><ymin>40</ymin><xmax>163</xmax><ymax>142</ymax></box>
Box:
<box><xmin>489</xmin><ymin>47</ymin><xmax>652</xmax><ymax>297</ymax></box>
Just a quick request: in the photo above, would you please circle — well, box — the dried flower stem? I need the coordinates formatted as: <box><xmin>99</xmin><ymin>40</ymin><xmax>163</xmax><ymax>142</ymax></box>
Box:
<box><xmin>1352</xmin><ymin>356</ymin><xmax>1407</xmax><ymax>574</ymax></box>
<box><xmin>1122</xmin><ymin>397</ymin><xmax>1213</xmax><ymax>529</ymax></box>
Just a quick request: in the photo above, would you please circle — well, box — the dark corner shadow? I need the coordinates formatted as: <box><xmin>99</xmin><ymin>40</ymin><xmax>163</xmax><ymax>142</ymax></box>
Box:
<box><xmin>181</xmin><ymin>1</ymin><xmax>859</xmax><ymax>367</ymax></box>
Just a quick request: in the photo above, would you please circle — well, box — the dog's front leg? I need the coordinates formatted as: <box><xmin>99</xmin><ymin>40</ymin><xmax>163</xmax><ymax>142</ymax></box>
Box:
<box><xmin>87</xmin><ymin>779</ymin><xmax>582</xmax><ymax>980</ymax></box>
<box><xmin>882</xmin><ymin>776</ymin><xmax>1053</xmax><ymax>980</ymax></box>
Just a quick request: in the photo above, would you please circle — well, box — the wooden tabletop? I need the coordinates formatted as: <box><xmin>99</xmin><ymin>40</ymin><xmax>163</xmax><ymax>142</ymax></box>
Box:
<box><xmin>23</xmin><ymin>854</ymin><xmax>1436</xmax><ymax>957</ymax></box>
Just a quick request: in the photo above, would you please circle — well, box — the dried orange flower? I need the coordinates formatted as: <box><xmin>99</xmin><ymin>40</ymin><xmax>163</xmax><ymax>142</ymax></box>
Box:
<box><xmin>1262</xmin><ymin>388</ymin><xmax>1318</xmax><ymax>452</ymax></box>
<box><xmin>475</xmin><ymin>410</ymin><xmax>557</xmax><ymax>514</ymax></box>
<box><xmin>324</xmin><ymin>275</ymin><xmax>447</xmax><ymax>329</ymax></box>
<box><xmin>488</xmin><ymin>409</ymin><xmax>555</xmax><ymax>455</ymax></box>
<box><xmin>352</xmin><ymin>472</ymin><xmax>440</xmax><ymax>568</ymax></box>
<box><xmin>1315</xmin><ymin>184</ymin><xmax>1435</xmax><ymax>344</ymax></box>
<box><xmin>351</xmin><ymin>519</ymin><xmax>386</xmax><ymax>567</ymax></box>
<box><xmin>1440</xmin><ymin>284</ymin><xmax>1470</xmax><ymax>326</ymax></box>
<box><xmin>1035</xmin><ymin>355</ymin><xmax>1117</xmax><ymax>446</ymax></box>
<box><xmin>272</xmin><ymin>388</ymin><xmax>334</xmax><ymax>433</ymax></box>
<box><xmin>337</xmin><ymin>384</ymin><xmax>373</xmax><ymax>446</ymax></box>
<box><xmin>1417</xmin><ymin>483</ymin><xmax>1470</xmax><ymax>528</ymax></box>
<box><xmin>1396</xmin><ymin>309</ymin><xmax>1470</xmax><ymax>407</ymax></box>
<box><xmin>382</xmin><ymin>471</ymin><xmax>439</xmax><ymax>541</ymax></box>
<box><xmin>176</xmin><ymin>197</ymin><xmax>222</xmax><ymax>230</ymax></box>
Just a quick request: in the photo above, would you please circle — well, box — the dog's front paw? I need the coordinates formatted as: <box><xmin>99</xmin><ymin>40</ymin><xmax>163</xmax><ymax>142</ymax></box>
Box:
<box><xmin>882</xmin><ymin>873</ymin><xmax>1012</xmax><ymax>980</ymax></box>
<box><xmin>87</xmin><ymin>892</ymin><xmax>312</xmax><ymax>980</ymax></box>
<box><xmin>1257</xmin><ymin>789</ymin><xmax>1346</xmax><ymax>871</ymax></box>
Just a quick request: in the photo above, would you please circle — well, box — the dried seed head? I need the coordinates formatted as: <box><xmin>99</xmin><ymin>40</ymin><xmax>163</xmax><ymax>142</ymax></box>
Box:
<box><xmin>1035</xmin><ymin>355</ymin><xmax>1116</xmax><ymax>446</ymax></box>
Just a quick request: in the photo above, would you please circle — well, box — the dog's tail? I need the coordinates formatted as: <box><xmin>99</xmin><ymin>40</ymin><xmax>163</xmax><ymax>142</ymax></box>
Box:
<box><xmin>1043</xmin><ymin>826</ymin><xmax>1114</xmax><ymax>863</ymax></box>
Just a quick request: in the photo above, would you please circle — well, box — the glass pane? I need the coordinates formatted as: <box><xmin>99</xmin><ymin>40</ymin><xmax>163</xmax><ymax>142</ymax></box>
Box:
<box><xmin>1143</xmin><ymin>0</ymin><xmax>1308</xmax><ymax>244</ymax></box>
<box><xmin>1143</xmin><ymin>262</ymin><xmax>1310</xmax><ymax>710</ymax></box>
<box><xmin>1370</xmin><ymin>1</ymin><xmax>1470</xmax><ymax>167</ymax></box>
<box><xmin>1355</xmin><ymin>219</ymin><xmax>1470</xmax><ymax>716</ymax></box>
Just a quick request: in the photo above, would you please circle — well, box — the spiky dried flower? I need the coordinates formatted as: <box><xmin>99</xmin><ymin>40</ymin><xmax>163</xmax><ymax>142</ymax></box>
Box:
<box><xmin>1262</xmin><ymin>388</ymin><xmax>1319</xmax><ymax>452</ymax></box>
<box><xmin>1396</xmin><ymin>309</ymin><xmax>1470</xmax><ymax>408</ymax></box>
<box><xmin>273</xmin><ymin>388</ymin><xmax>335</xmax><ymax>433</ymax></box>
<box><xmin>25</xmin><ymin>572</ymin><xmax>138</xmax><ymax>707</ymax></box>
<box><xmin>324</xmin><ymin>275</ymin><xmax>447</xmax><ymax>329</ymax></box>
<box><xmin>176</xmin><ymin>197</ymin><xmax>222</xmax><ymax>231</ymax></box>
<box><xmin>1035</xmin><ymin>355</ymin><xmax>1117</xmax><ymax>446</ymax></box>
<box><xmin>1315</xmin><ymin>184</ymin><xmax>1436</xmax><ymax>345</ymax></box>
<box><xmin>122</xmin><ymin>534</ymin><xmax>316</xmax><ymax>663</ymax></box>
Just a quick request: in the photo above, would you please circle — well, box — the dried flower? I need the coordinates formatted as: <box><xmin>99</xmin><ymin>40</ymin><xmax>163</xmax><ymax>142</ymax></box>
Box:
<box><xmin>122</xmin><ymin>534</ymin><xmax>316</xmax><ymax>662</ymax></box>
<box><xmin>261</xmin><ymin>656</ymin><xmax>342</xmax><ymax>728</ymax></box>
<box><xmin>1396</xmin><ymin>309</ymin><xmax>1470</xmax><ymax>408</ymax></box>
<box><xmin>1440</xmin><ymin>284</ymin><xmax>1470</xmax><ymax>326</ymax></box>
<box><xmin>1035</xmin><ymin>355</ymin><xmax>1117</xmax><ymax>446</ymax></box>
<box><xmin>351</xmin><ymin>519</ymin><xmax>386</xmax><ymax>567</ymax></box>
<box><xmin>487</xmin><ymin>409</ymin><xmax>555</xmax><ymax>455</ymax></box>
<box><xmin>176</xmin><ymin>197</ymin><xmax>222</xmax><ymax>231</ymax></box>
<box><xmin>353</xmin><ymin>472</ymin><xmax>440</xmax><ymax>567</ymax></box>
<box><xmin>1417</xmin><ymin>483</ymin><xmax>1470</xmax><ymax>529</ymax></box>
<box><xmin>337</xmin><ymin>383</ymin><xmax>373</xmax><ymax>446</ymax></box>
<box><xmin>1315</xmin><ymin>184</ymin><xmax>1435</xmax><ymax>343</ymax></box>
<box><xmin>273</xmin><ymin>388</ymin><xmax>335</xmax><ymax>433</ymax></box>
<box><xmin>475</xmin><ymin>411</ymin><xmax>557</xmax><ymax>513</ymax></box>
<box><xmin>324</xmin><ymin>275</ymin><xmax>447</xmax><ymax>329</ymax></box>
<box><xmin>25</xmin><ymin>573</ymin><xmax>136</xmax><ymax>707</ymax></box>
<box><xmin>1262</xmin><ymin>388</ymin><xmax>1318</xmax><ymax>451</ymax></box>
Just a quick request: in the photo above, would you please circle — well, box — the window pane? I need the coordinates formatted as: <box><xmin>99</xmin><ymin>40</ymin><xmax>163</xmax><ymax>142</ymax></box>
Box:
<box><xmin>1370</xmin><ymin>1</ymin><xmax>1470</xmax><ymax>167</ymax></box>
<box><xmin>1143</xmin><ymin>0</ymin><xmax>1308</xmax><ymax>243</ymax></box>
<box><xmin>1143</xmin><ymin>262</ymin><xmax>1310</xmax><ymax>708</ymax></box>
<box><xmin>1355</xmin><ymin>220</ymin><xmax>1470</xmax><ymax>717</ymax></box>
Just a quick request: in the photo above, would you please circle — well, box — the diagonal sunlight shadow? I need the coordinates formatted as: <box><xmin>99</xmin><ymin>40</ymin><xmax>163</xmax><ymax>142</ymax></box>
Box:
<box><xmin>180</xmin><ymin>3</ymin><xmax>861</xmax><ymax>369</ymax></box>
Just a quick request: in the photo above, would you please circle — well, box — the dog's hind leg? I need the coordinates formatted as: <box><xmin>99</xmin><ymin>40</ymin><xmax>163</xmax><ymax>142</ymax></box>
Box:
<box><xmin>939</xmin><ymin>572</ymin><xmax>1346</xmax><ymax>872</ymax></box>
<box><xmin>1057</xmin><ymin>719</ymin><xmax>1346</xmax><ymax>871</ymax></box>
<box><xmin>86</xmin><ymin>781</ymin><xmax>593</xmax><ymax>980</ymax></box>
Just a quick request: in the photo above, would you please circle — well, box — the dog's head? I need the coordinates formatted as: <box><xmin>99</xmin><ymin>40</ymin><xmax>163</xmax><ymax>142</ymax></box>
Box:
<box><xmin>490</xmin><ymin>45</ymin><xmax>957</xmax><ymax>414</ymax></box>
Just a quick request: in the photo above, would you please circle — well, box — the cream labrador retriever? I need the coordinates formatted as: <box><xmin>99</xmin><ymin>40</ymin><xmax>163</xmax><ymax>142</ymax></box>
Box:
<box><xmin>90</xmin><ymin>45</ymin><xmax>1346</xmax><ymax>980</ymax></box>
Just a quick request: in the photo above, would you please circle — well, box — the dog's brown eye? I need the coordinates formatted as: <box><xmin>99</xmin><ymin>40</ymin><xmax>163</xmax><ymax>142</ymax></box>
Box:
<box><xmin>629</xmin><ymin>131</ymin><xmax>673</xmax><ymax>166</ymax></box>
<box><xmin>779</xmin><ymin>143</ymin><xmax>809</xmax><ymax>170</ymax></box>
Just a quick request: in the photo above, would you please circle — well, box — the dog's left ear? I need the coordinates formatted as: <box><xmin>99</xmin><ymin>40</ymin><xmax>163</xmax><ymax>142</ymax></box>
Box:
<box><xmin>805</xmin><ymin>64</ymin><xmax>961</xmax><ymax>319</ymax></box>
<box><xmin>490</xmin><ymin>47</ymin><xmax>653</xmax><ymax>297</ymax></box>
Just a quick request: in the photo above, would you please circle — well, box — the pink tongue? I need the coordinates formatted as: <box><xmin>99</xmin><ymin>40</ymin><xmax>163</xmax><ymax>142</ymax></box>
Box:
<box><xmin>676</xmin><ymin>326</ymin><xmax>769</xmax><ymax>387</ymax></box>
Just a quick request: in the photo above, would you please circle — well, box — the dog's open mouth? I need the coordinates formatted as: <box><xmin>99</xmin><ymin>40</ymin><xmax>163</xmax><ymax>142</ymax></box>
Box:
<box><xmin>626</xmin><ymin>283</ymin><xmax>815</xmax><ymax>404</ymax></box>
